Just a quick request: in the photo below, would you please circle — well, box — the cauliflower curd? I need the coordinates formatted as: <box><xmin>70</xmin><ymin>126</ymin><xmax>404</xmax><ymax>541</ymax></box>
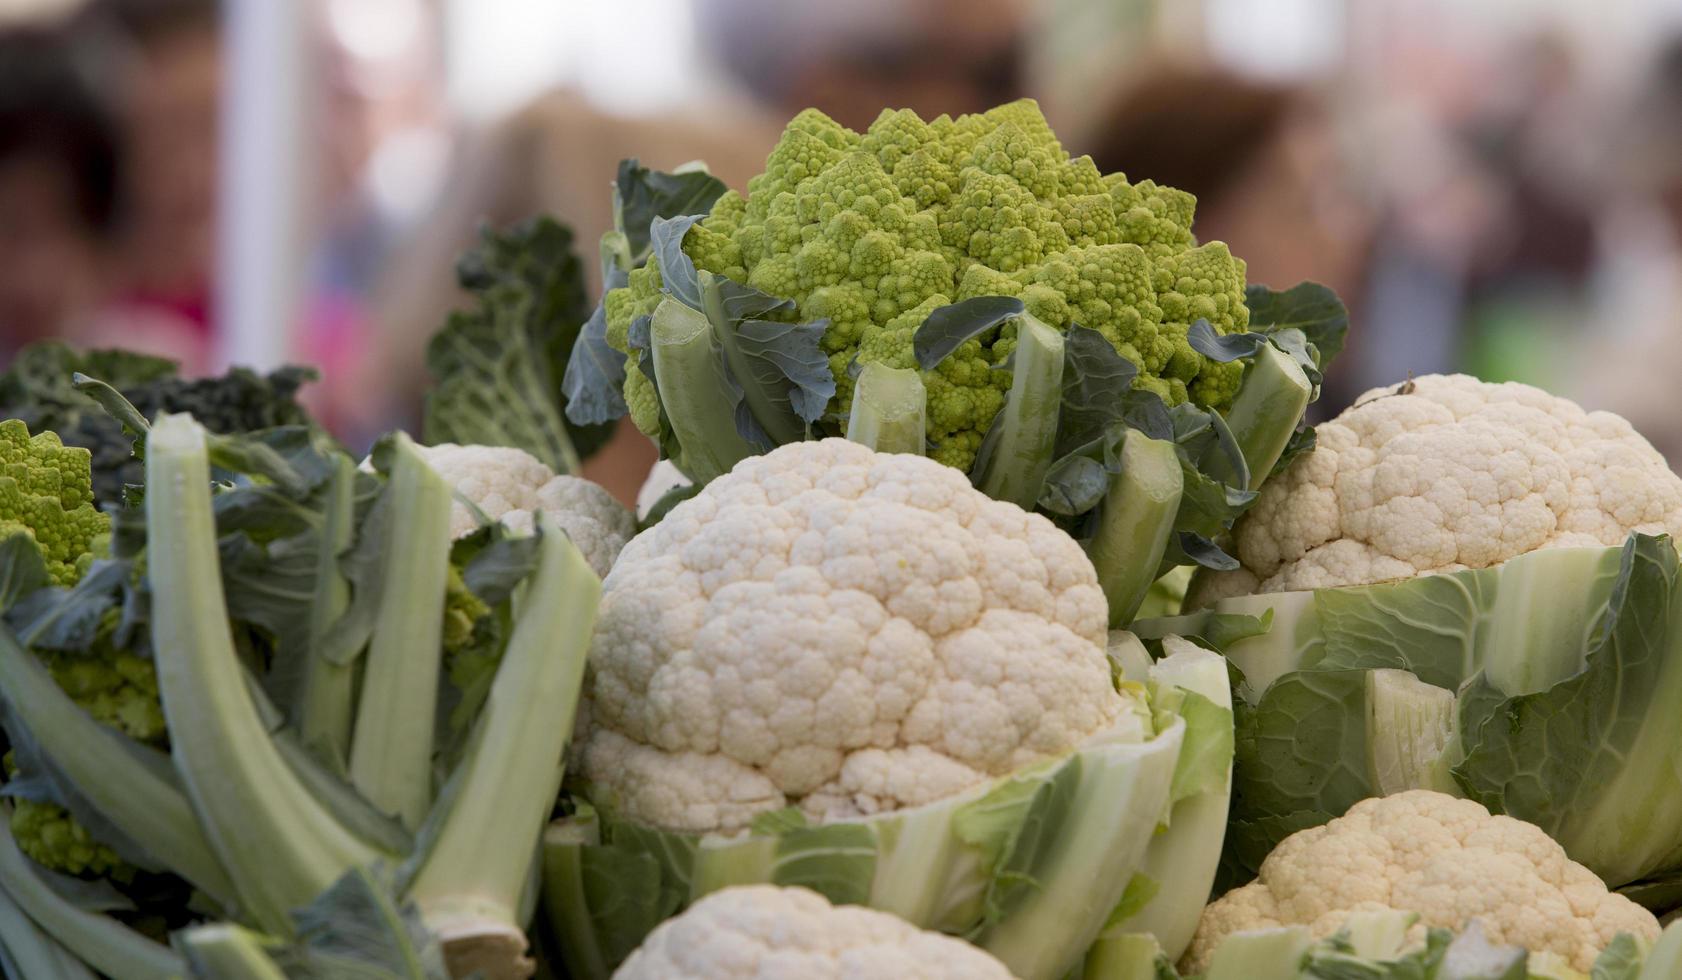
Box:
<box><xmin>578</xmin><ymin>438</ymin><xmax>1124</xmax><ymax>833</ymax></box>
<box><xmin>405</xmin><ymin>442</ymin><xmax>635</xmax><ymax>577</ymax></box>
<box><xmin>1213</xmin><ymin>374</ymin><xmax>1682</xmax><ymax>595</ymax></box>
<box><xmin>1184</xmin><ymin>790</ymin><xmax>1661</xmax><ymax>974</ymax></box>
<box><xmin>614</xmin><ymin>886</ymin><xmax>1014</xmax><ymax>980</ymax></box>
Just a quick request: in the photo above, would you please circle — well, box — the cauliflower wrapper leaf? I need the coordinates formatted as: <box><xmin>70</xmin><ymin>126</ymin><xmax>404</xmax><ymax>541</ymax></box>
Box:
<box><xmin>613</xmin><ymin>884</ymin><xmax>1014</xmax><ymax>980</ymax></box>
<box><xmin>545</xmin><ymin>440</ymin><xmax>1232</xmax><ymax>980</ymax></box>
<box><xmin>1144</xmin><ymin>375</ymin><xmax>1682</xmax><ymax>898</ymax></box>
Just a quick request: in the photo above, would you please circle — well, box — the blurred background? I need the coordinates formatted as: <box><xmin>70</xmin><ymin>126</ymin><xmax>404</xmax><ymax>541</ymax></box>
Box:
<box><xmin>5</xmin><ymin>0</ymin><xmax>1682</xmax><ymax>499</ymax></box>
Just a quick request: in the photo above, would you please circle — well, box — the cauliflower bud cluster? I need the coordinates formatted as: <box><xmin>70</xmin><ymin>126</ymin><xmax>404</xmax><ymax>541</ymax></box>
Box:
<box><xmin>1184</xmin><ymin>791</ymin><xmax>1661</xmax><ymax>974</ymax></box>
<box><xmin>615</xmin><ymin>885</ymin><xmax>1014</xmax><ymax>980</ymax></box>
<box><xmin>1213</xmin><ymin>374</ymin><xmax>1682</xmax><ymax>595</ymax></box>
<box><xmin>404</xmin><ymin>442</ymin><xmax>635</xmax><ymax>577</ymax></box>
<box><xmin>606</xmin><ymin>99</ymin><xmax>1250</xmax><ymax>472</ymax></box>
<box><xmin>577</xmin><ymin>439</ymin><xmax>1131</xmax><ymax>834</ymax></box>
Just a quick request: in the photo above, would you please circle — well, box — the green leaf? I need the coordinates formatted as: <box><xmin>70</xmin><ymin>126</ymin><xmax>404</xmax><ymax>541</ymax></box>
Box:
<box><xmin>284</xmin><ymin>866</ymin><xmax>449</xmax><ymax>979</ymax></box>
<box><xmin>1243</xmin><ymin>281</ymin><xmax>1350</xmax><ymax>369</ymax></box>
<box><xmin>1052</xmin><ymin>325</ymin><xmax>1140</xmax><ymax>460</ymax></box>
<box><xmin>0</xmin><ymin>532</ymin><xmax>50</xmax><ymax>612</ymax></box>
<box><xmin>767</xmin><ymin>822</ymin><xmax>878</xmax><ymax>907</ymax></box>
<box><xmin>611</xmin><ymin>158</ymin><xmax>728</xmax><ymax>265</ymax></box>
<box><xmin>1589</xmin><ymin>933</ymin><xmax>1646</xmax><ymax>980</ymax></box>
<box><xmin>646</xmin><ymin>222</ymin><xmax>834</xmax><ymax>454</ymax></box>
<box><xmin>564</xmin><ymin>160</ymin><xmax>725</xmax><ymax>430</ymax></box>
<box><xmin>952</xmin><ymin>757</ymin><xmax>1080</xmax><ymax>928</ymax></box>
<box><xmin>424</xmin><ymin>215</ymin><xmax>610</xmax><ymax>473</ymax></box>
<box><xmin>1454</xmin><ymin>535</ymin><xmax>1682</xmax><ymax>887</ymax></box>
<box><xmin>912</xmin><ymin>296</ymin><xmax>1026</xmax><ymax>371</ymax></box>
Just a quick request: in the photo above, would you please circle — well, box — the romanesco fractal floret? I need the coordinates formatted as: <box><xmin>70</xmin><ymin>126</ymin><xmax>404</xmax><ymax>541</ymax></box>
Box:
<box><xmin>605</xmin><ymin>99</ymin><xmax>1254</xmax><ymax>474</ymax></box>
<box><xmin>0</xmin><ymin>418</ymin><xmax>108</xmax><ymax>585</ymax></box>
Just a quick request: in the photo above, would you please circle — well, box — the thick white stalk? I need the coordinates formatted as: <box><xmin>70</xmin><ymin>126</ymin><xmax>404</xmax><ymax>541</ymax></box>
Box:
<box><xmin>146</xmin><ymin>413</ymin><xmax>381</xmax><ymax>933</ymax></box>
<box><xmin>349</xmin><ymin>432</ymin><xmax>455</xmax><ymax>829</ymax></box>
<box><xmin>407</xmin><ymin>514</ymin><xmax>601</xmax><ymax>980</ymax></box>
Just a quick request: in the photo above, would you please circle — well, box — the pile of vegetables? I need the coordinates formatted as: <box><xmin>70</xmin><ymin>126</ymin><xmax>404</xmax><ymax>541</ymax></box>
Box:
<box><xmin>2</xmin><ymin>97</ymin><xmax>1681</xmax><ymax>980</ymax></box>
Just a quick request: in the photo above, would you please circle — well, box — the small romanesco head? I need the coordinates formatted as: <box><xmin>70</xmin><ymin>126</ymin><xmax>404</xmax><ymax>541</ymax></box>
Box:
<box><xmin>614</xmin><ymin>885</ymin><xmax>1015</xmax><ymax>980</ymax></box>
<box><xmin>1182</xmin><ymin>790</ymin><xmax>1661</xmax><ymax>975</ymax></box>
<box><xmin>603</xmin><ymin>99</ymin><xmax>1255</xmax><ymax>475</ymax></box>
<box><xmin>578</xmin><ymin>439</ymin><xmax>1129</xmax><ymax>835</ymax></box>
<box><xmin>0</xmin><ymin>418</ymin><xmax>108</xmax><ymax>585</ymax></box>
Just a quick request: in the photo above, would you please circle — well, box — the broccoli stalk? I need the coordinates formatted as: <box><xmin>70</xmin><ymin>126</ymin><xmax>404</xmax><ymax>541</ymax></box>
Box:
<box><xmin>0</xmin><ymin>882</ymin><xmax>97</xmax><ymax>980</ymax></box>
<box><xmin>845</xmin><ymin>363</ymin><xmax>927</xmax><ymax>456</ymax></box>
<box><xmin>145</xmin><ymin>413</ymin><xmax>387</xmax><ymax>934</ymax></box>
<box><xmin>649</xmin><ymin>296</ymin><xmax>757</xmax><ymax>483</ymax></box>
<box><xmin>348</xmin><ymin>433</ymin><xmax>456</xmax><ymax>830</ymax></box>
<box><xmin>406</xmin><ymin>513</ymin><xmax>601</xmax><ymax>980</ymax></box>
<box><xmin>1211</xmin><ymin>342</ymin><xmax>1311</xmax><ymax>491</ymax></box>
<box><xmin>173</xmin><ymin>924</ymin><xmax>288</xmax><ymax>980</ymax></box>
<box><xmin>539</xmin><ymin>812</ymin><xmax>611</xmax><ymax>979</ymax></box>
<box><xmin>0</xmin><ymin>801</ymin><xmax>185</xmax><ymax>979</ymax></box>
<box><xmin>296</xmin><ymin>453</ymin><xmax>358</xmax><ymax>765</ymax></box>
<box><xmin>973</xmin><ymin>313</ymin><xmax>1065</xmax><ymax>509</ymax></box>
<box><xmin>1086</xmin><ymin>431</ymin><xmax>1184</xmax><ymax>627</ymax></box>
<box><xmin>0</xmin><ymin>625</ymin><xmax>234</xmax><ymax>904</ymax></box>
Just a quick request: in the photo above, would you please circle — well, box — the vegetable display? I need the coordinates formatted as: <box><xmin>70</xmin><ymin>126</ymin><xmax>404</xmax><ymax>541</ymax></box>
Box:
<box><xmin>543</xmin><ymin>439</ymin><xmax>1235</xmax><ymax>980</ymax></box>
<box><xmin>564</xmin><ymin>100</ymin><xmax>1348</xmax><ymax>627</ymax></box>
<box><xmin>1145</xmin><ymin>375</ymin><xmax>1682</xmax><ymax>904</ymax></box>
<box><xmin>0</xmin><ymin>399</ymin><xmax>603</xmax><ymax>978</ymax></box>
<box><xmin>2</xmin><ymin>95</ymin><xmax>1679</xmax><ymax>980</ymax></box>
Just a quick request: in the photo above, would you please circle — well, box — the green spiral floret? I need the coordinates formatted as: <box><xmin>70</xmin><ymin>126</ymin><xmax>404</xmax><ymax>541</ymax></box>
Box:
<box><xmin>606</xmin><ymin>99</ymin><xmax>1256</xmax><ymax>473</ymax></box>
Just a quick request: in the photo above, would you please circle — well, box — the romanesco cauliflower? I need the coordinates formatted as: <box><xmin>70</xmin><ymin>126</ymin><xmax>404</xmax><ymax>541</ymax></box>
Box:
<box><xmin>0</xmin><ymin>418</ymin><xmax>107</xmax><ymax>585</ymax></box>
<box><xmin>604</xmin><ymin>99</ymin><xmax>1251</xmax><ymax>473</ymax></box>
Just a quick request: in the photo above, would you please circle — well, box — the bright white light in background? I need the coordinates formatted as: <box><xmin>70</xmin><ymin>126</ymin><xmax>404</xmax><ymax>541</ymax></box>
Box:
<box><xmin>367</xmin><ymin>126</ymin><xmax>452</xmax><ymax>221</ymax></box>
<box><xmin>1205</xmin><ymin>0</ymin><xmax>1344</xmax><ymax>80</ymax></box>
<box><xmin>442</xmin><ymin>0</ymin><xmax>699</xmax><ymax>121</ymax></box>
<box><xmin>327</xmin><ymin>0</ymin><xmax>424</xmax><ymax>65</ymax></box>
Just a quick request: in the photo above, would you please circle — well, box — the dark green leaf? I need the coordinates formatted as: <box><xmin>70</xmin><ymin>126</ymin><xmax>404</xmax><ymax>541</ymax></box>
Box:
<box><xmin>612</xmin><ymin>159</ymin><xmax>728</xmax><ymax>264</ymax></box>
<box><xmin>425</xmin><ymin>215</ymin><xmax>611</xmax><ymax>472</ymax></box>
<box><xmin>562</xmin><ymin>301</ymin><xmax>629</xmax><ymax>426</ymax></box>
<box><xmin>912</xmin><ymin>296</ymin><xmax>1025</xmax><ymax>371</ymax></box>
<box><xmin>0</xmin><ymin>534</ymin><xmax>49</xmax><ymax>612</ymax></box>
<box><xmin>1244</xmin><ymin>281</ymin><xmax>1349</xmax><ymax>369</ymax></box>
<box><xmin>1054</xmin><ymin>325</ymin><xmax>1139</xmax><ymax>460</ymax></box>
<box><xmin>650</xmin><ymin>215</ymin><xmax>707</xmax><ymax>312</ymax></box>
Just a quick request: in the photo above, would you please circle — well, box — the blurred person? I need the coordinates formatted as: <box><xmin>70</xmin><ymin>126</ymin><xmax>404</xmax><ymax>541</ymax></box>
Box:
<box><xmin>690</xmin><ymin>0</ymin><xmax>1026</xmax><ymax>130</ymax></box>
<box><xmin>1451</xmin><ymin>32</ymin><xmax>1604</xmax><ymax>392</ymax></box>
<box><xmin>372</xmin><ymin>0</ymin><xmax>1032</xmax><ymax>504</ymax></box>
<box><xmin>1086</xmin><ymin>68</ymin><xmax>1374</xmax><ymax>408</ymax></box>
<box><xmin>69</xmin><ymin>0</ymin><xmax>396</xmax><ymax>443</ymax></box>
<box><xmin>0</xmin><ymin>26</ymin><xmax>122</xmax><ymax>356</ymax></box>
<box><xmin>1574</xmin><ymin>36</ymin><xmax>1682</xmax><ymax>464</ymax></box>
<box><xmin>74</xmin><ymin>0</ymin><xmax>222</xmax><ymax>370</ymax></box>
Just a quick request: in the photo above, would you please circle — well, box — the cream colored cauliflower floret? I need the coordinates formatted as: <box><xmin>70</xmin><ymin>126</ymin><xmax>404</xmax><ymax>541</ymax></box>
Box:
<box><xmin>409</xmin><ymin>443</ymin><xmax>635</xmax><ymax>577</ymax></box>
<box><xmin>1182</xmin><ymin>790</ymin><xmax>1660</xmax><ymax>974</ymax></box>
<box><xmin>613</xmin><ymin>885</ymin><xmax>1014</xmax><ymax>980</ymax></box>
<box><xmin>579</xmin><ymin>438</ymin><xmax>1118</xmax><ymax>834</ymax></box>
<box><xmin>1225</xmin><ymin>374</ymin><xmax>1682</xmax><ymax>593</ymax></box>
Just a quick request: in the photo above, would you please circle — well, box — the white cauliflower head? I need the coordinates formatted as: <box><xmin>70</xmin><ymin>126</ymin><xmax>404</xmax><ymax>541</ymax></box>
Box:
<box><xmin>409</xmin><ymin>443</ymin><xmax>636</xmax><ymax>577</ymax></box>
<box><xmin>1221</xmin><ymin>374</ymin><xmax>1682</xmax><ymax>594</ymax></box>
<box><xmin>579</xmin><ymin>438</ymin><xmax>1120</xmax><ymax>834</ymax></box>
<box><xmin>612</xmin><ymin>885</ymin><xmax>1014</xmax><ymax>980</ymax></box>
<box><xmin>1183</xmin><ymin>790</ymin><xmax>1660</xmax><ymax>974</ymax></box>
